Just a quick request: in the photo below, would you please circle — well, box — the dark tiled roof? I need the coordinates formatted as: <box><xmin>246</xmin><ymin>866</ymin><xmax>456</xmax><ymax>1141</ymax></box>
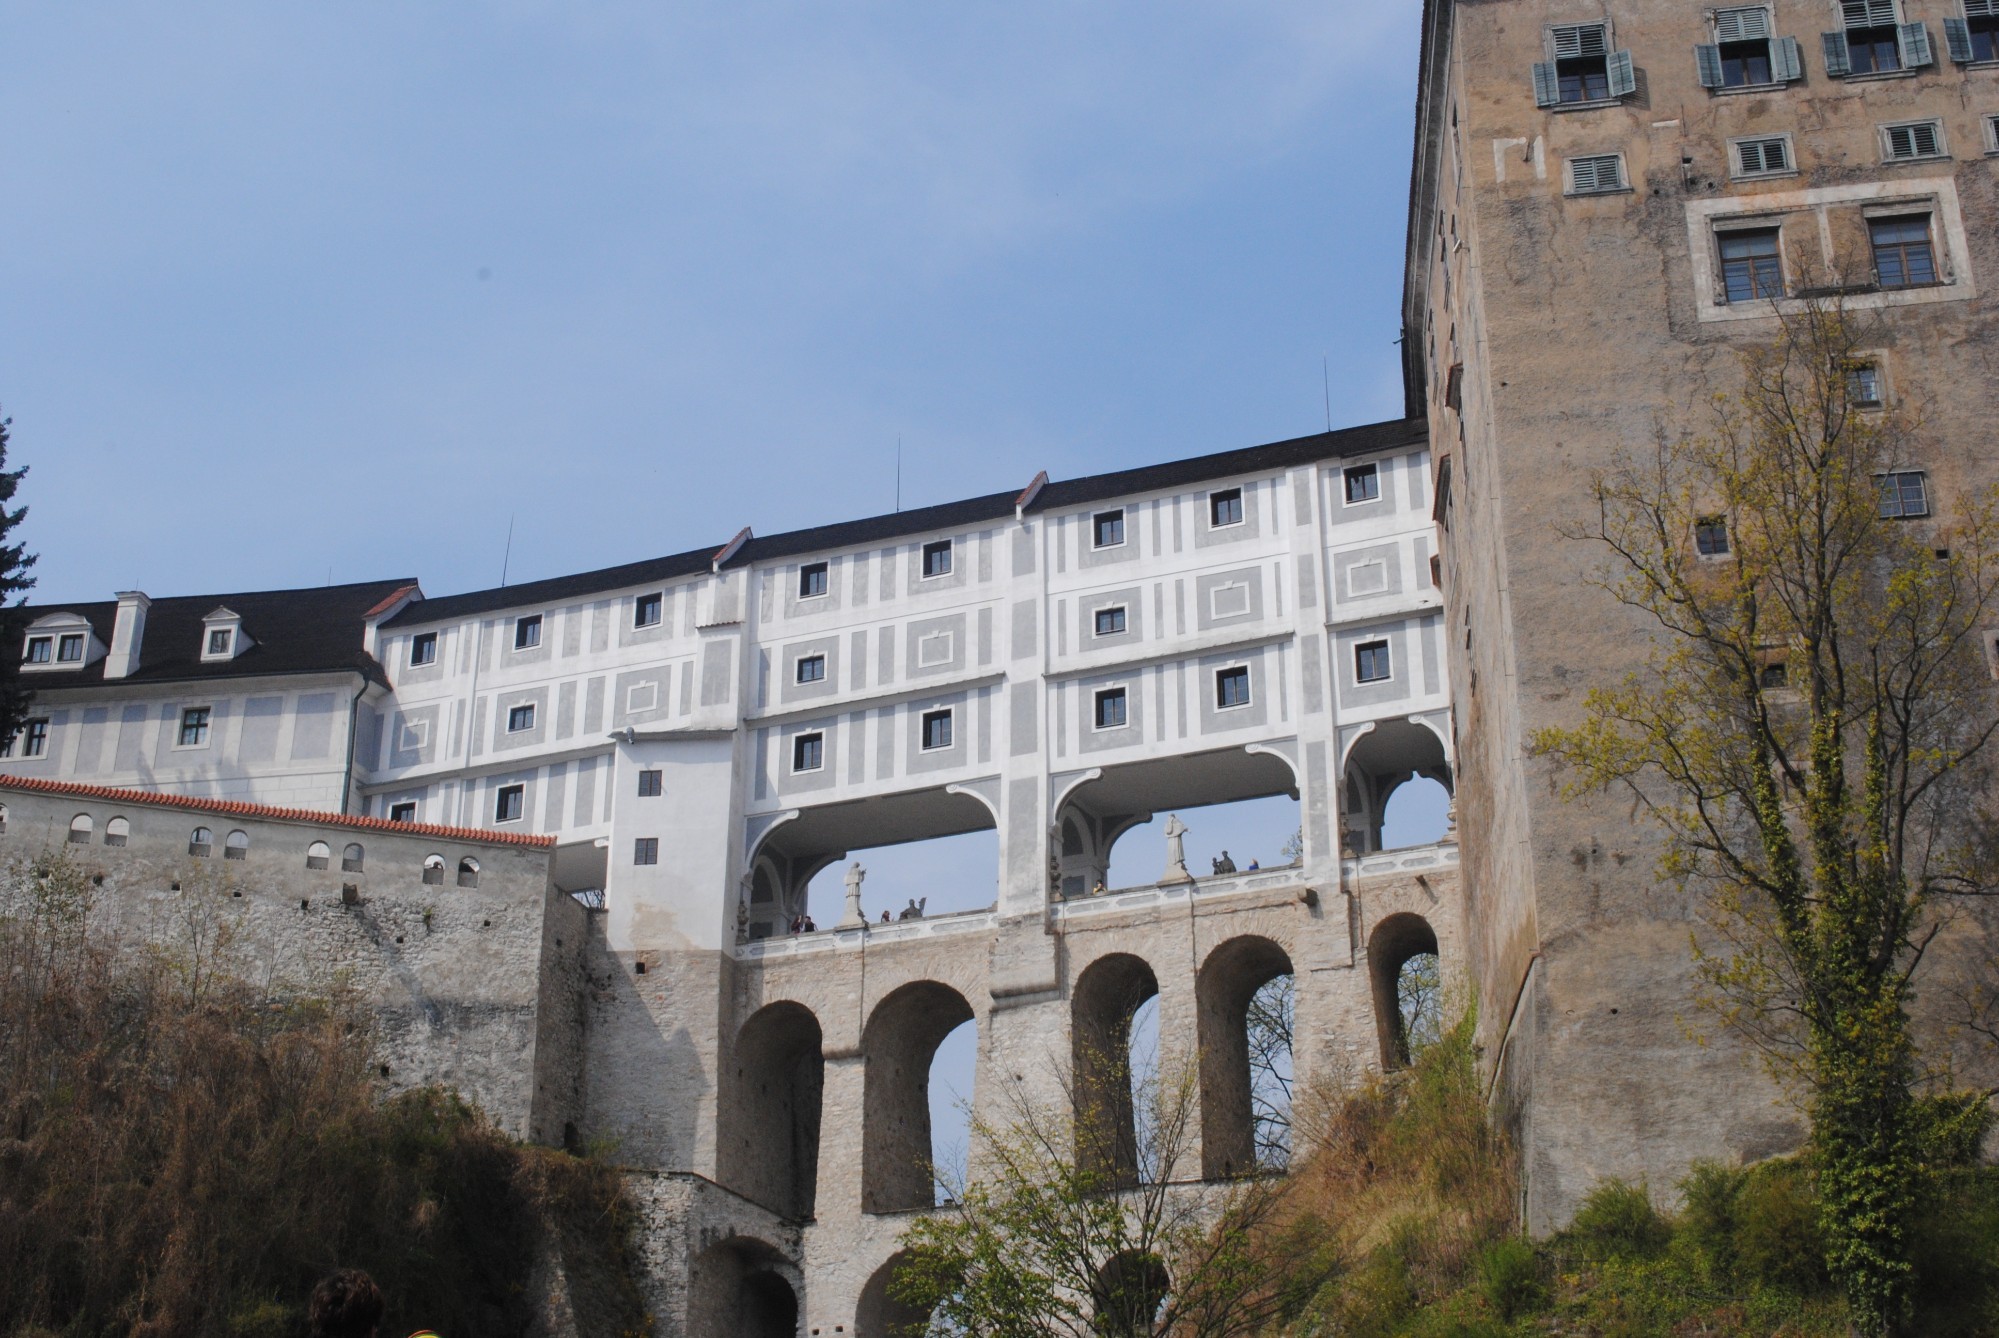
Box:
<box><xmin>382</xmin><ymin>547</ymin><xmax>717</xmax><ymax>628</ymax></box>
<box><xmin>22</xmin><ymin>578</ymin><xmax>414</xmax><ymax>689</ymax></box>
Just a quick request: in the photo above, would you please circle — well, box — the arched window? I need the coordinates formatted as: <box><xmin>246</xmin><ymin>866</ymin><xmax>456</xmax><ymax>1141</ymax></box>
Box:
<box><xmin>341</xmin><ymin>842</ymin><xmax>365</xmax><ymax>872</ymax></box>
<box><xmin>457</xmin><ymin>857</ymin><xmax>480</xmax><ymax>888</ymax></box>
<box><xmin>67</xmin><ymin>814</ymin><xmax>92</xmax><ymax>844</ymax></box>
<box><xmin>224</xmin><ymin>830</ymin><xmax>250</xmax><ymax>861</ymax></box>
<box><xmin>422</xmin><ymin>854</ymin><xmax>446</xmax><ymax>886</ymax></box>
<box><xmin>189</xmin><ymin>826</ymin><xmax>213</xmax><ymax>857</ymax></box>
<box><xmin>104</xmin><ymin>816</ymin><xmax>130</xmax><ymax>847</ymax></box>
<box><xmin>306</xmin><ymin>841</ymin><xmax>332</xmax><ymax>870</ymax></box>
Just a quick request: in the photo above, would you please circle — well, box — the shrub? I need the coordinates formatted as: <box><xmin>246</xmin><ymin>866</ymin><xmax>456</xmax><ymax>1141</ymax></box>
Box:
<box><xmin>1474</xmin><ymin>1235</ymin><xmax>1544</xmax><ymax>1320</ymax></box>
<box><xmin>1676</xmin><ymin>1159</ymin><xmax>1745</xmax><ymax>1271</ymax></box>
<box><xmin>1565</xmin><ymin>1180</ymin><xmax>1670</xmax><ymax>1262</ymax></box>
<box><xmin>1734</xmin><ymin>1161</ymin><xmax>1828</xmax><ymax>1294</ymax></box>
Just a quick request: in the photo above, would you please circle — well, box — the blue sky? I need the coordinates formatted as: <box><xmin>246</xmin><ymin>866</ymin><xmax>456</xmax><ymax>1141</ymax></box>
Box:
<box><xmin>3</xmin><ymin>1</ymin><xmax>1422</xmax><ymax>606</ymax></box>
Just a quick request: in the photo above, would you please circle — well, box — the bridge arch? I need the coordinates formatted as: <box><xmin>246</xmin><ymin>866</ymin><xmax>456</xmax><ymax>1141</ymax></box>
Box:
<box><xmin>1197</xmin><ymin>934</ymin><xmax>1295</xmax><ymax>1179</ymax></box>
<box><xmin>719</xmin><ymin>1000</ymin><xmax>825</xmax><ymax>1219</ymax></box>
<box><xmin>863</xmin><ymin>979</ymin><xmax>976</xmax><ymax>1213</ymax></box>
<box><xmin>855</xmin><ymin>1249</ymin><xmax>932</xmax><ymax>1337</ymax></box>
<box><xmin>1071</xmin><ymin>950</ymin><xmax>1160</xmax><ymax>1186</ymax></box>
<box><xmin>687</xmin><ymin>1235</ymin><xmax>799</xmax><ymax>1338</ymax></box>
<box><xmin>1369</xmin><ymin>911</ymin><xmax>1441</xmax><ymax>1069</ymax></box>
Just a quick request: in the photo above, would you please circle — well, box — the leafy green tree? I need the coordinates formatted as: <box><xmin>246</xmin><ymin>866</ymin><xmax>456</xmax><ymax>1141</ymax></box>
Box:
<box><xmin>0</xmin><ymin>413</ymin><xmax>35</xmax><ymax>744</ymax></box>
<box><xmin>1532</xmin><ymin>301</ymin><xmax>1998</xmax><ymax>1334</ymax></box>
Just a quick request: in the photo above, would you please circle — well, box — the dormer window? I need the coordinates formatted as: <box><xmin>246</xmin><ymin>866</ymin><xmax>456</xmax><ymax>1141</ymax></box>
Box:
<box><xmin>24</xmin><ymin>636</ymin><xmax>50</xmax><ymax>665</ymax></box>
<box><xmin>199</xmin><ymin>608</ymin><xmax>251</xmax><ymax>663</ymax></box>
<box><xmin>21</xmin><ymin>616</ymin><xmax>101</xmax><ymax>673</ymax></box>
<box><xmin>57</xmin><ymin>634</ymin><xmax>83</xmax><ymax>663</ymax></box>
<box><xmin>207</xmin><ymin>629</ymin><xmax>232</xmax><ymax>656</ymax></box>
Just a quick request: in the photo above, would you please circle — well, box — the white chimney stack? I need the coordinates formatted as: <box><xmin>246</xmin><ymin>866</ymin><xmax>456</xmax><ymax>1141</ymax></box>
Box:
<box><xmin>104</xmin><ymin>591</ymin><xmax>150</xmax><ymax>679</ymax></box>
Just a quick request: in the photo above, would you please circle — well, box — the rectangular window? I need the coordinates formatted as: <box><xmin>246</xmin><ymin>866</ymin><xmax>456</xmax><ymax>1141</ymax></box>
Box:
<box><xmin>514</xmin><ymin>615</ymin><xmax>542</xmax><ymax>650</ymax></box>
<box><xmin>207</xmin><ymin>629</ymin><xmax>231</xmax><ymax>656</ymax></box>
<box><xmin>1732</xmin><ymin>135</ymin><xmax>1792</xmax><ymax>176</ymax></box>
<box><xmin>1552</xmin><ymin>22</ymin><xmax>1610</xmax><ymax>100</ymax></box>
<box><xmin>637</xmin><ymin>769</ymin><xmax>663</xmax><ymax>797</ymax></box>
<box><xmin>1209</xmin><ymin>488</ymin><xmax>1244</xmax><ymax>527</ymax></box>
<box><xmin>1565</xmin><ymin>154</ymin><xmax>1626</xmax><ymax>195</ymax></box>
<box><xmin>409</xmin><ymin>631</ymin><xmax>438</xmax><ymax>666</ymax></box>
<box><xmin>634</xmin><ymin>837</ymin><xmax>659</xmax><ymax>866</ymax></box>
<box><xmin>1878</xmin><ymin>471</ymin><xmax>1931</xmax><ymax>518</ymax></box>
<box><xmin>921</xmin><ymin>708</ymin><xmax>954</xmax><ymax>750</ymax></box>
<box><xmin>1092</xmin><ymin>509</ymin><xmax>1126</xmax><ymax>549</ymax></box>
<box><xmin>1215</xmin><ymin>666</ymin><xmax>1252</xmax><ymax>709</ymax></box>
<box><xmin>1093</xmin><ymin>687</ymin><xmax>1128</xmax><ymax>730</ymax></box>
<box><xmin>1870</xmin><ymin>215</ymin><xmax>1937</xmax><ymax>288</ymax></box>
<box><xmin>1344</xmin><ymin>462</ymin><xmax>1381</xmax><ymax>504</ymax></box>
<box><xmin>1696</xmin><ymin>516</ymin><xmax>1732</xmax><ymax>555</ymax></box>
<box><xmin>921</xmin><ymin>540</ymin><xmax>953</xmax><ymax>578</ymax></box>
<box><xmin>1952</xmin><ymin>2</ymin><xmax>1999</xmax><ymax>61</ymax></box>
<box><xmin>1847</xmin><ymin>362</ymin><xmax>1884</xmax><ymax>406</ymax></box>
<box><xmin>634</xmin><ymin>592</ymin><xmax>663</xmax><ymax>628</ymax></box>
<box><xmin>1094</xmin><ymin>605</ymin><xmax>1128</xmax><ymax>637</ymax></box>
<box><xmin>19</xmin><ymin>719</ymin><xmax>48</xmax><ymax>757</ymax></box>
<box><xmin>1719</xmin><ymin>228</ymin><xmax>1785</xmax><ymax>302</ymax></box>
<box><xmin>799</xmin><ymin>561</ymin><xmax>829</xmax><ymax>598</ymax></box>
<box><xmin>792</xmin><ymin>733</ymin><xmax>824</xmax><ymax>772</ymax></box>
<box><xmin>494</xmin><ymin>784</ymin><xmax>525</xmax><ymax>823</ymax></box>
<box><xmin>23</xmin><ymin>637</ymin><xmax>49</xmax><ymax>664</ymax></box>
<box><xmin>1829</xmin><ymin>0</ymin><xmax>1909</xmax><ymax>73</ymax></box>
<box><xmin>57</xmin><ymin>634</ymin><xmax>85</xmax><ymax>662</ymax></box>
<box><xmin>1355</xmin><ymin>640</ymin><xmax>1392</xmax><ymax>684</ymax></box>
<box><xmin>1759</xmin><ymin>661</ymin><xmax>1790</xmax><ymax>689</ymax></box>
<box><xmin>796</xmin><ymin>654</ymin><xmax>826</xmax><ymax>684</ymax></box>
<box><xmin>507</xmin><ymin>703</ymin><xmax>535</xmax><ymax>732</ymax></box>
<box><xmin>178</xmin><ymin>707</ymin><xmax>211</xmax><ymax>747</ymax></box>
<box><xmin>389</xmin><ymin>801</ymin><xmax>417</xmax><ymax>823</ymax></box>
<box><xmin>1882</xmin><ymin>120</ymin><xmax>1945</xmax><ymax>160</ymax></box>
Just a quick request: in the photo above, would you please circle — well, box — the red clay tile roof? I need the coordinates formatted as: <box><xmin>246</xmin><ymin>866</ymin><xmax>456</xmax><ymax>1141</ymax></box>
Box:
<box><xmin>0</xmin><ymin>775</ymin><xmax>556</xmax><ymax>848</ymax></box>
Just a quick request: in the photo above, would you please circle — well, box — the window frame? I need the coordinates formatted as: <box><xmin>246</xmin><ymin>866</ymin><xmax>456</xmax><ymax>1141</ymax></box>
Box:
<box><xmin>1846</xmin><ymin>359</ymin><xmax>1886</xmax><ymax>407</ymax></box>
<box><xmin>1208</xmin><ymin>487</ymin><xmax>1245</xmax><ymax>529</ymax></box>
<box><xmin>494</xmin><ymin>783</ymin><xmax>526</xmax><ymax>824</ymax></box>
<box><xmin>1695</xmin><ymin>516</ymin><xmax>1733</xmax><ymax>557</ymax></box>
<box><xmin>1092</xmin><ymin>686</ymin><xmax>1130</xmax><ymax>731</ymax></box>
<box><xmin>23</xmin><ymin>636</ymin><xmax>50</xmax><ymax>665</ymax></box>
<box><xmin>1214</xmin><ymin>665</ymin><xmax>1253</xmax><ymax>711</ymax></box>
<box><xmin>1343</xmin><ymin>462</ymin><xmax>1382</xmax><ymax>506</ymax></box>
<box><xmin>637</xmin><ymin>769</ymin><xmax>663</xmax><ymax>797</ymax></box>
<box><xmin>388</xmin><ymin>801</ymin><xmax>418</xmax><ymax>824</ymax></box>
<box><xmin>1880</xmin><ymin>119</ymin><xmax>1948</xmax><ymax>163</ymax></box>
<box><xmin>207</xmin><ymin>628</ymin><xmax>233</xmax><ymax>657</ymax></box>
<box><xmin>795</xmin><ymin>653</ymin><xmax>827</xmax><ymax>685</ymax></box>
<box><xmin>920</xmin><ymin>539</ymin><xmax>954</xmax><ymax>579</ymax></box>
<box><xmin>798</xmin><ymin>561</ymin><xmax>830</xmax><ymax>600</ymax></box>
<box><xmin>1564</xmin><ymin>153</ymin><xmax>1628</xmax><ymax>196</ymax></box>
<box><xmin>1877</xmin><ymin>470</ymin><xmax>1931</xmax><ymax>518</ymax></box>
<box><xmin>1354</xmin><ymin>639</ymin><xmax>1394</xmax><ymax>685</ymax></box>
<box><xmin>1730</xmin><ymin>133</ymin><xmax>1796</xmax><ymax>179</ymax></box>
<box><xmin>634</xmin><ymin>837</ymin><xmax>659</xmax><ymax>866</ymax></box>
<box><xmin>506</xmin><ymin>703</ymin><xmax>536</xmax><ymax>734</ymax></box>
<box><xmin>56</xmin><ymin>633</ymin><xmax>86</xmax><ymax>663</ymax></box>
<box><xmin>1868</xmin><ymin>213</ymin><xmax>1940</xmax><ymax>289</ymax></box>
<box><xmin>1716</xmin><ymin>225</ymin><xmax>1787</xmax><ymax>303</ymax></box>
<box><xmin>14</xmin><ymin>718</ymin><xmax>49</xmax><ymax>758</ymax></box>
<box><xmin>1091</xmin><ymin>509</ymin><xmax>1127</xmax><ymax>550</ymax></box>
<box><xmin>634</xmin><ymin>591</ymin><xmax>664</xmax><ymax>628</ymax></box>
<box><xmin>920</xmin><ymin>707</ymin><xmax>955</xmax><ymax>752</ymax></box>
<box><xmin>409</xmin><ymin>631</ymin><xmax>438</xmax><ymax>667</ymax></box>
<box><xmin>1093</xmin><ymin>604</ymin><xmax>1128</xmax><ymax>637</ymax></box>
<box><xmin>513</xmin><ymin>615</ymin><xmax>543</xmax><ymax>651</ymax></box>
<box><xmin>792</xmin><ymin>732</ymin><xmax>825</xmax><ymax>774</ymax></box>
<box><xmin>176</xmin><ymin>706</ymin><xmax>213</xmax><ymax>750</ymax></box>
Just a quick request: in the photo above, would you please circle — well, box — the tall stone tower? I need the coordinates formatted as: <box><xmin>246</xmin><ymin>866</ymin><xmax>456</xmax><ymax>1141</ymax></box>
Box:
<box><xmin>1404</xmin><ymin>0</ymin><xmax>1999</xmax><ymax>1229</ymax></box>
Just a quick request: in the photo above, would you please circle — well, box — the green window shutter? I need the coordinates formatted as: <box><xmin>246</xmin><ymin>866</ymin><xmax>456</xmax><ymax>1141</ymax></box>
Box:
<box><xmin>1899</xmin><ymin>22</ymin><xmax>1935</xmax><ymax>67</ymax></box>
<box><xmin>1716</xmin><ymin>7</ymin><xmax>1773</xmax><ymax>42</ymax></box>
<box><xmin>1823</xmin><ymin>31</ymin><xmax>1852</xmax><ymax>75</ymax></box>
<box><xmin>1696</xmin><ymin>43</ymin><xmax>1725</xmax><ymax>87</ymax></box>
<box><xmin>1967</xmin><ymin>0</ymin><xmax>1999</xmax><ymax>17</ymax></box>
<box><xmin>1532</xmin><ymin>61</ymin><xmax>1560</xmax><ymax>107</ymax></box>
<box><xmin>1608</xmin><ymin>48</ymin><xmax>1636</xmax><ymax>96</ymax></box>
<box><xmin>1775</xmin><ymin>35</ymin><xmax>1805</xmax><ymax>80</ymax></box>
<box><xmin>1946</xmin><ymin>16</ymin><xmax>1974</xmax><ymax>62</ymax></box>
<box><xmin>1842</xmin><ymin>0</ymin><xmax>1896</xmax><ymax>23</ymax></box>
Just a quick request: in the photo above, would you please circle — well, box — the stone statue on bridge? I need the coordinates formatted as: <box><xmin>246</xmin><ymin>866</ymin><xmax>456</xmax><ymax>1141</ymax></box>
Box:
<box><xmin>1161</xmin><ymin>813</ymin><xmax>1193</xmax><ymax>885</ymax></box>
<box><xmin>837</xmin><ymin>862</ymin><xmax>868</xmax><ymax>930</ymax></box>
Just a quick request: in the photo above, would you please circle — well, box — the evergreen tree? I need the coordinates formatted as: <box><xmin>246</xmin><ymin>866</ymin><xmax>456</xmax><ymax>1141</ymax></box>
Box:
<box><xmin>0</xmin><ymin>413</ymin><xmax>36</xmax><ymax>745</ymax></box>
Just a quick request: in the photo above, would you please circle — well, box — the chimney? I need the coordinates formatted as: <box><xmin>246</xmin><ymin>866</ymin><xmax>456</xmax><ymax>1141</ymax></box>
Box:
<box><xmin>105</xmin><ymin>591</ymin><xmax>150</xmax><ymax>679</ymax></box>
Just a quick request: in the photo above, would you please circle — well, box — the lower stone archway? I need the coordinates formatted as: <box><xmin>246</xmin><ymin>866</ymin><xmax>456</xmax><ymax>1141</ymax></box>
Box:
<box><xmin>687</xmin><ymin>1236</ymin><xmax>800</xmax><ymax>1338</ymax></box>
<box><xmin>718</xmin><ymin>1000</ymin><xmax>825</xmax><ymax>1219</ymax></box>
<box><xmin>1368</xmin><ymin>911</ymin><xmax>1441</xmax><ymax>1069</ymax></box>
<box><xmin>1196</xmin><ymin>934</ymin><xmax>1295</xmax><ymax>1179</ymax></box>
<box><xmin>1071</xmin><ymin>951</ymin><xmax>1160</xmax><ymax>1187</ymax></box>
<box><xmin>855</xmin><ymin>1250</ymin><xmax>933</xmax><ymax>1337</ymax></box>
<box><xmin>863</xmin><ymin>979</ymin><xmax>977</xmax><ymax>1213</ymax></box>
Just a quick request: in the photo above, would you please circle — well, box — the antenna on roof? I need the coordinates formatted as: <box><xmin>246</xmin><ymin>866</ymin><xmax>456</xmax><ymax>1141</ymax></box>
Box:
<box><xmin>895</xmin><ymin>436</ymin><xmax>902</xmax><ymax>513</ymax></box>
<box><xmin>1322</xmin><ymin>354</ymin><xmax>1333</xmax><ymax>433</ymax></box>
<box><xmin>500</xmin><ymin>514</ymin><xmax>515</xmax><ymax>587</ymax></box>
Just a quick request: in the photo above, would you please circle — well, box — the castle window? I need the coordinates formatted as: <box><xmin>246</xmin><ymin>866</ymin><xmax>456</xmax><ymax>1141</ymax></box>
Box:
<box><xmin>3</xmin><ymin>718</ymin><xmax>50</xmax><ymax>759</ymax></box>
<box><xmin>423</xmin><ymin>854</ymin><xmax>446</xmax><ymax>884</ymax></box>
<box><xmin>68</xmin><ymin>814</ymin><xmax>92</xmax><ymax>845</ymax></box>
<box><xmin>1870</xmin><ymin>215</ymin><xmax>1937</xmax><ymax>288</ymax></box>
<box><xmin>1344</xmin><ymin>462</ymin><xmax>1381</xmax><ymax>504</ymax></box>
<box><xmin>1760</xmin><ymin>660</ymin><xmax>1790</xmax><ymax>689</ymax></box>
<box><xmin>1564</xmin><ymin>154</ymin><xmax>1626</xmax><ymax>195</ymax></box>
<box><xmin>57</xmin><ymin>634</ymin><xmax>85</xmax><ymax>662</ymax></box>
<box><xmin>343</xmin><ymin>843</ymin><xmax>365</xmax><ymax>872</ymax></box>
<box><xmin>390</xmin><ymin>802</ymin><xmax>418</xmax><ymax>823</ymax></box>
<box><xmin>638</xmin><ymin>769</ymin><xmax>663</xmax><ymax>797</ymax></box>
<box><xmin>1718</xmin><ymin>228</ymin><xmax>1785</xmax><ymax>303</ymax></box>
<box><xmin>1093</xmin><ymin>687</ymin><xmax>1128</xmax><ymax>730</ymax></box>
<box><xmin>24</xmin><ymin>636</ymin><xmax>49</xmax><ymax>664</ymax></box>
<box><xmin>507</xmin><ymin>703</ymin><xmax>535</xmax><ymax>733</ymax></box>
<box><xmin>1356</xmin><ymin>640</ymin><xmax>1393</xmax><ymax>684</ymax></box>
<box><xmin>921</xmin><ymin>540</ymin><xmax>953</xmax><ymax>579</ymax></box>
<box><xmin>224</xmin><ymin>830</ymin><xmax>250</xmax><ymax>861</ymax></box>
<box><xmin>1094</xmin><ymin>605</ymin><xmax>1128</xmax><ymax>637</ymax></box>
<box><xmin>1946</xmin><ymin>1</ymin><xmax>1999</xmax><ymax>62</ymax></box>
<box><xmin>793</xmin><ymin>732</ymin><xmax>824</xmax><ymax>773</ymax></box>
<box><xmin>494</xmin><ymin>784</ymin><xmax>525</xmax><ymax>823</ymax></box>
<box><xmin>1731</xmin><ymin>135</ymin><xmax>1794</xmax><ymax>178</ymax></box>
<box><xmin>513</xmin><ymin>615</ymin><xmax>542</xmax><ymax>650</ymax></box>
<box><xmin>1824</xmin><ymin>1</ymin><xmax>1932</xmax><ymax>75</ymax></box>
<box><xmin>1092</xmin><ymin>509</ymin><xmax>1126</xmax><ymax>549</ymax></box>
<box><xmin>1695</xmin><ymin>517</ymin><xmax>1732</xmax><ymax>556</ymax></box>
<box><xmin>409</xmin><ymin>632</ymin><xmax>437</xmax><ymax>666</ymax></box>
<box><xmin>178</xmin><ymin>707</ymin><xmax>211</xmax><ymax>748</ymax></box>
<box><xmin>188</xmin><ymin>826</ymin><xmax>213</xmax><ymax>857</ymax></box>
<box><xmin>921</xmin><ymin>708</ymin><xmax>954</xmax><ymax>751</ymax></box>
<box><xmin>799</xmin><ymin>561</ymin><xmax>829</xmax><ymax>598</ymax></box>
<box><xmin>458</xmin><ymin>857</ymin><xmax>480</xmax><ymax>888</ymax></box>
<box><xmin>1209</xmin><ymin>488</ymin><xmax>1244</xmax><ymax>528</ymax></box>
<box><xmin>104</xmin><ymin>816</ymin><xmax>129</xmax><ymax>847</ymax></box>
<box><xmin>1847</xmin><ymin>362</ymin><xmax>1884</xmax><ymax>407</ymax></box>
<box><xmin>307</xmin><ymin>841</ymin><xmax>331</xmax><ymax>870</ymax></box>
<box><xmin>1878</xmin><ymin>471</ymin><xmax>1931</xmax><ymax>518</ymax></box>
<box><xmin>1697</xmin><ymin>8</ymin><xmax>1804</xmax><ymax>87</ymax></box>
<box><xmin>796</xmin><ymin>654</ymin><xmax>826</xmax><ymax>684</ymax></box>
<box><xmin>1882</xmin><ymin>119</ymin><xmax>1946</xmax><ymax>162</ymax></box>
<box><xmin>207</xmin><ymin>629</ymin><xmax>232</xmax><ymax>656</ymax></box>
<box><xmin>1215</xmin><ymin>666</ymin><xmax>1252</xmax><ymax>710</ymax></box>
<box><xmin>1533</xmin><ymin>22</ymin><xmax>1635</xmax><ymax>107</ymax></box>
<box><xmin>634</xmin><ymin>591</ymin><xmax>663</xmax><ymax>628</ymax></box>
<box><xmin>634</xmin><ymin>837</ymin><xmax>659</xmax><ymax>866</ymax></box>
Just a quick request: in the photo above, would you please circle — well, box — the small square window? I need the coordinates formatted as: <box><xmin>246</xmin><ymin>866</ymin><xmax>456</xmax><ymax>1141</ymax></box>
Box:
<box><xmin>514</xmin><ymin>615</ymin><xmax>542</xmax><ymax>650</ymax></box>
<box><xmin>1094</xmin><ymin>605</ymin><xmax>1128</xmax><ymax>637</ymax></box>
<box><xmin>635</xmin><ymin>592</ymin><xmax>663</xmax><ymax>628</ymax></box>
<box><xmin>1344</xmin><ymin>463</ymin><xmax>1381</xmax><ymax>505</ymax></box>
<box><xmin>634</xmin><ymin>837</ymin><xmax>659</xmax><ymax>866</ymax></box>
<box><xmin>409</xmin><ymin>632</ymin><xmax>438</xmax><ymax>667</ymax></box>
<box><xmin>799</xmin><ymin>562</ymin><xmax>829</xmax><ymax>599</ymax></box>
<box><xmin>1210</xmin><ymin>488</ymin><xmax>1244</xmax><ymax>528</ymax></box>
<box><xmin>793</xmin><ymin>733</ymin><xmax>824</xmax><ymax>772</ymax></box>
<box><xmin>796</xmin><ymin>654</ymin><xmax>826</xmax><ymax>684</ymax></box>
<box><xmin>389</xmin><ymin>802</ymin><xmax>417</xmax><ymax>823</ymax></box>
<box><xmin>921</xmin><ymin>708</ymin><xmax>954</xmax><ymax>751</ymax></box>
<box><xmin>1759</xmin><ymin>661</ymin><xmax>1789</xmax><ymax>689</ymax></box>
<box><xmin>507</xmin><ymin>704</ymin><xmax>535</xmax><ymax>733</ymax></box>
<box><xmin>494</xmin><ymin>784</ymin><xmax>525</xmax><ymax>823</ymax></box>
<box><xmin>1566</xmin><ymin>153</ymin><xmax>1626</xmax><ymax>195</ymax></box>
<box><xmin>1870</xmin><ymin>215</ymin><xmax>1938</xmax><ymax>289</ymax></box>
<box><xmin>23</xmin><ymin>637</ymin><xmax>49</xmax><ymax>665</ymax></box>
<box><xmin>1094</xmin><ymin>687</ymin><xmax>1128</xmax><ymax>730</ymax></box>
<box><xmin>1696</xmin><ymin>516</ymin><xmax>1731</xmax><ymax>556</ymax></box>
<box><xmin>1215</xmin><ymin>666</ymin><xmax>1252</xmax><ymax>710</ymax></box>
<box><xmin>1882</xmin><ymin>120</ymin><xmax>1945</xmax><ymax>162</ymax></box>
<box><xmin>1732</xmin><ymin>135</ymin><xmax>1791</xmax><ymax>177</ymax></box>
<box><xmin>1092</xmin><ymin>510</ymin><xmax>1126</xmax><ymax>549</ymax></box>
<box><xmin>1878</xmin><ymin>471</ymin><xmax>1931</xmax><ymax>518</ymax></box>
<box><xmin>637</xmin><ymin>769</ymin><xmax>663</xmax><ymax>797</ymax></box>
<box><xmin>1847</xmin><ymin>362</ymin><xmax>1884</xmax><ymax>407</ymax></box>
<box><xmin>56</xmin><ymin>634</ymin><xmax>85</xmax><ymax>663</ymax></box>
<box><xmin>178</xmin><ymin>707</ymin><xmax>211</xmax><ymax>747</ymax></box>
<box><xmin>17</xmin><ymin>719</ymin><xmax>48</xmax><ymax>757</ymax></box>
<box><xmin>207</xmin><ymin>629</ymin><xmax>232</xmax><ymax>656</ymax></box>
<box><xmin>1355</xmin><ymin>640</ymin><xmax>1392</xmax><ymax>683</ymax></box>
<box><xmin>921</xmin><ymin>540</ymin><xmax>953</xmax><ymax>578</ymax></box>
